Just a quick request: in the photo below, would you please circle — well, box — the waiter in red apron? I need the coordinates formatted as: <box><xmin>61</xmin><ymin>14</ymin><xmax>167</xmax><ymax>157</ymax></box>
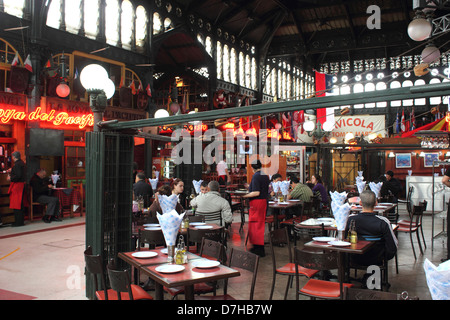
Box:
<box><xmin>7</xmin><ymin>151</ymin><xmax>27</xmax><ymax>227</ymax></box>
<box><xmin>243</xmin><ymin>159</ymin><xmax>270</xmax><ymax>257</ymax></box>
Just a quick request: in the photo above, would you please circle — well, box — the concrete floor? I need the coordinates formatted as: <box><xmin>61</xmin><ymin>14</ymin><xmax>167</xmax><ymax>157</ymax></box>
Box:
<box><xmin>0</xmin><ymin>202</ymin><xmax>447</xmax><ymax>301</ymax></box>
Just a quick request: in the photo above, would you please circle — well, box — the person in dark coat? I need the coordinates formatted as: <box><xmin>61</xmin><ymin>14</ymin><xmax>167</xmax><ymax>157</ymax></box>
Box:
<box><xmin>7</xmin><ymin>151</ymin><xmax>27</xmax><ymax>226</ymax></box>
<box><xmin>29</xmin><ymin>168</ymin><xmax>60</xmax><ymax>223</ymax></box>
<box><xmin>380</xmin><ymin>170</ymin><xmax>402</xmax><ymax>202</ymax></box>
<box><xmin>133</xmin><ymin>172</ymin><xmax>153</xmax><ymax>208</ymax></box>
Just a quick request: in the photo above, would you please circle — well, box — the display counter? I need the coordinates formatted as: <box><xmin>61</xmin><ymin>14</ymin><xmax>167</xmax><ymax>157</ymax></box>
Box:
<box><xmin>406</xmin><ymin>175</ymin><xmax>450</xmax><ymax>212</ymax></box>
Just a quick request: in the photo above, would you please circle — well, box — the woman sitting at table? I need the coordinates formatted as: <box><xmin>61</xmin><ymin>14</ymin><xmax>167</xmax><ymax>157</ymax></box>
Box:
<box><xmin>171</xmin><ymin>178</ymin><xmax>187</xmax><ymax>209</ymax></box>
<box><xmin>310</xmin><ymin>174</ymin><xmax>328</xmax><ymax>208</ymax></box>
<box><xmin>149</xmin><ymin>185</ymin><xmax>184</xmax><ymax>217</ymax></box>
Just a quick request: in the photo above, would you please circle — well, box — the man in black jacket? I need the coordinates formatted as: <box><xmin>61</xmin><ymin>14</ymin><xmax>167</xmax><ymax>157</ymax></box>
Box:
<box><xmin>7</xmin><ymin>151</ymin><xmax>27</xmax><ymax>226</ymax></box>
<box><xmin>29</xmin><ymin>168</ymin><xmax>60</xmax><ymax>223</ymax></box>
<box><xmin>133</xmin><ymin>172</ymin><xmax>153</xmax><ymax>208</ymax></box>
<box><xmin>380</xmin><ymin>170</ymin><xmax>402</xmax><ymax>202</ymax></box>
<box><xmin>346</xmin><ymin>190</ymin><xmax>398</xmax><ymax>266</ymax></box>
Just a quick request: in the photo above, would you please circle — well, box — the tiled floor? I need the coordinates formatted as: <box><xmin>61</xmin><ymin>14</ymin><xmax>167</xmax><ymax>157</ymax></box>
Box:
<box><xmin>0</xmin><ymin>203</ymin><xmax>447</xmax><ymax>300</ymax></box>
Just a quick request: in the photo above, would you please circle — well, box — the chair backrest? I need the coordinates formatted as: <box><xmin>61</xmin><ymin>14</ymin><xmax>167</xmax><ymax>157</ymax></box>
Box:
<box><xmin>138</xmin><ymin>229</ymin><xmax>166</xmax><ymax>250</ymax></box>
<box><xmin>196</xmin><ymin>210</ymin><xmax>223</xmax><ymax>225</ymax></box>
<box><xmin>226</xmin><ymin>248</ymin><xmax>260</xmax><ymax>300</ymax></box>
<box><xmin>269</xmin><ymin>228</ymin><xmax>292</xmax><ymax>268</ymax></box>
<box><xmin>406</xmin><ymin>186</ymin><xmax>414</xmax><ymax>215</ymax></box>
<box><xmin>294</xmin><ymin>247</ymin><xmax>338</xmax><ymax>271</ymax></box>
<box><xmin>412</xmin><ymin>203</ymin><xmax>425</xmax><ymax>226</ymax></box>
<box><xmin>84</xmin><ymin>246</ymin><xmax>108</xmax><ymax>300</ymax></box>
<box><xmin>199</xmin><ymin>238</ymin><xmax>224</xmax><ymax>263</ymax></box>
<box><xmin>189</xmin><ymin>215</ymin><xmax>205</xmax><ymax>223</ymax></box>
<box><xmin>106</xmin><ymin>261</ymin><xmax>134</xmax><ymax>300</ymax></box>
<box><xmin>344</xmin><ymin>287</ymin><xmax>419</xmax><ymax>300</ymax></box>
<box><xmin>188</xmin><ymin>227</ymin><xmax>223</xmax><ymax>244</ymax></box>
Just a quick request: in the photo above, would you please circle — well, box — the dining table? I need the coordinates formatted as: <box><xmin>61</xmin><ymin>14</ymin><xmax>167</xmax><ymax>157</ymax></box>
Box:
<box><xmin>268</xmin><ymin>199</ymin><xmax>303</xmax><ymax>229</ymax></box>
<box><xmin>140</xmin><ymin>259</ymin><xmax>241</xmax><ymax>300</ymax></box>
<box><xmin>304</xmin><ymin>239</ymin><xmax>374</xmax><ymax>298</ymax></box>
<box><xmin>52</xmin><ymin>187</ymin><xmax>81</xmax><ymax>218</ymax></box>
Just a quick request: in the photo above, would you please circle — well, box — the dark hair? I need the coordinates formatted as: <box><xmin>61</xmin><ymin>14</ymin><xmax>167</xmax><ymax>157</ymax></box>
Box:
<box><xmin>171</xmin><ymin>178</ymin><xmax>183</xmax><ymax>189</ymax></box>
<box><xmin>200</xmin><ymin>181</ymin><xmax>209</xmax><ymax>188</ymax></box>
<box><xmin>251</xmin><ymin>159</ymin><xmax>262</xmax><ymax>170</ymax></box>
<box><xmin>290</xmin><ymin>176</ymin><xmax>299</xmax><ymax>184</ymax></box>
<box><xmin>271</xmin><ymin>173</ymin><xmax>282</xmax><ymax>181</ymax></box>
<box><xmin>386</xmin><ymin>170</ymin><xmax>394</xmax><ymax>177</ymax></box>
<box><xmin>136</xmin><ymin>172</ymin><xmax>146</xmax><ymax>180</ymax></box>
<box><xmin>12</xmin><ymin>151</ymin><xmax>21</xmax><ymax>159</ymax></box>
<box><xmin>312</xmin><ymin>174</ymin><xmax>323</xmax><ymax>184</ymax></box>
<box><xmin>157</xmin><ymin>185</ymin><xmax>172</xmax><ymax>196</ymax></box>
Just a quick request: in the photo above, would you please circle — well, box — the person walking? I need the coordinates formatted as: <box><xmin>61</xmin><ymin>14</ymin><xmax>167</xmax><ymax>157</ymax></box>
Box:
<box><xmin>7</xmin><ymin>151</ymin><xmax>27</xmax><ymax>226</ymax></box>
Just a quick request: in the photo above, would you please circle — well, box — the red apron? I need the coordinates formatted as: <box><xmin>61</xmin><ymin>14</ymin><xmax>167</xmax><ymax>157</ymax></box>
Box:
<box><xmin>248</xmin><ymin>199</ymin><xmax>267</xmax><ymax>246</ymax></box>
<box><xmin>8</xmin><ymin>182</ymin><xmax>26</xmax><ymax>210</ymax></box>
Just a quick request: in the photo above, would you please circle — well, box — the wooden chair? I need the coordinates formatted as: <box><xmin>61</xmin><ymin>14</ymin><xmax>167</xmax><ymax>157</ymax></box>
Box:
<box><xmin>84</xmin><ymin>246</ymin><xmax>110</xmax><ymax>300</ymax></box>
<box><xmin>195</xmin><ymin>210</ymin><xmax>223</xmax><ymax>226</ymax></box>
<box><xmin>269</xmin><ymin>228</ymin><xmax>319</xmax><ymax>300</ymax></box>
<box><xmin>196</xmin><ymin>248</ymin><xmax>260</xmax><ymax>300</ymax></box>
<box><xmin>397</xmin><ymin>202</ymin><xmax>427</xmax><ymax>260</ymax></box>
<box><xmin>343</xmin><ymin>287</ymin><xmax>419</xmax><ymax>300</ymax></box>
<box><xmin>294</xmin><ymin>247</ymin><xmax>353</xmax><ymax>300</ymax></box>
<box><xmin>189</xmin><ymin>215</ymin><xmax>205</xmax><ymax>223</ymax></box>
<box><xmin>29</xmin><ymin>186</ymin><xmax>47</xmax><ymax>221</ymax></box>
<box><xmin>188</xmin><ymin>227</ymin><xmax>224</xmax><ymax>253</ymax></box>
<box><xmin>106</xmin><ymin>261</ymin><xmax>154</xmax><ymax>300</ymax></box>
<box><xmin>137</xmin><ymin>229</ymin><xmax>165</xmax><ymax>250</ymax></box>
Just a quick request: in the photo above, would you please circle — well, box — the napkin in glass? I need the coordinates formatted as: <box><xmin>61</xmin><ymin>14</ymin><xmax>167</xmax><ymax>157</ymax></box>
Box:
<box><xmin>331</xmin><ymin>202</ymin><xmax>351</xmax><ymax>231</ymax></box>
<box><xmin>356</xmin><ymin>181</ymin><xmax>366</xmax><ymax>194</ymax></box>
<box><xmin>158</xmin><ymin>194</ymin><xmax>179</xmax><ymax>214</ymax></box>
<box><xmin>329</xmin><ymin>191</ymin><xmax>347</xmax><ymax>205</ymax></box>
<box><xmin>157</xmin><ymin>209</ymin><xmax>185</xmax><ymax>247</ymax></box>
<box><xmin>357</xmin><ymin>171</ymin><xmax>364</xmax><ymax>177</ymax></box>
<box><xmin>272</xmin><ymin>181</ymin><xmax>280</xmax><ymax>193</ymax></box>
<box><xmin>192</xmin><ymin>180</ymin><xmax>203</xmax><ymax>194</ymax></box>
<box><xmin>369</xmin><ymin>182</ymin><xmax>383</xmax><ymax>198</ymax></box>
<box><xmin>423</xmin><ymin>258</ymin><xmax>450</xmax><ymax>300</ymax></box>
<box><xmin>149</xmin><ymin>178</ymin><xmax>158</xmax><ymax>190</ymax></box>
<box><xmin>279</xmin><ymin>181</ymin><xmax>290</xmax><ymax>196</ymax></box>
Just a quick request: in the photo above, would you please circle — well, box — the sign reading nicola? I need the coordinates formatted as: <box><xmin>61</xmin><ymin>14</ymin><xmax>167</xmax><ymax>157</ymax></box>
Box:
<box><xmin>329</xmin><ymin>115</ymin><xmax>386</xmax><ymax>143</ymax></box>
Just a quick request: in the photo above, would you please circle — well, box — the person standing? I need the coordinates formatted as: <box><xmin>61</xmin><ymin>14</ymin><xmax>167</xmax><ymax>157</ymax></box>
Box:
<box><xmin>216</xmin><ymin>159</ymin><xmax>230</xmax><ymax>186</ymax></box>
<box><xmin>133</xmin><ymin>172</ymin><xmax>153</xmax><ymax>208</ymax></box>
<box><xmin>243</xmin><ymin>159</ymin><xmax>270</xmax><ymax>257</ymax></box>
<box><xmin>441</xmin><ymin>170</ymin><xmax>450</xmax><ymax>262</ymax></box>
<box><xmin>7</xmin><ymin>151</ymin><xmax>27</xmax><ymax>227</ymax></box>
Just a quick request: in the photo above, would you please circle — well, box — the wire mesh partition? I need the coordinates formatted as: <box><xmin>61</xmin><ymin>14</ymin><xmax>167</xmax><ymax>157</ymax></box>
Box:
<box><xmin>85</xmin><ymin>132</ymin><xmax>134</xmax><ymax>299</ymax></box>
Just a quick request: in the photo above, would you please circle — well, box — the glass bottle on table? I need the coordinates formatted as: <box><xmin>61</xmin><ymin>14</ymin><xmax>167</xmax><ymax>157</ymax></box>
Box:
<box><xmin>350</xmin><ymin>220</ymin><xmax>358</xmax><ymax>244</ymax></box>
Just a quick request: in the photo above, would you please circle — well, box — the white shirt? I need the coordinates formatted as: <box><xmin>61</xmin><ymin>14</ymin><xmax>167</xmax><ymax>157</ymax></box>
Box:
<box><xmin>216</xmin><ymin>160</ymin><xmax>228</xmax><ymax>176</ymax></box>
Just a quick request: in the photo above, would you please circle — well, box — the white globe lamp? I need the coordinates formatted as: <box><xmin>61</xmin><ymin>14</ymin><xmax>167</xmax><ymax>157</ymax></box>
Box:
<box><xmin>303</xmin><ymin>120</ymin><xmax>315</xmax><ymax>132</ymax></box>
<box><xmin>155</xmin><ymin>109</ymin><xmax>170</xmax><ymax>118</ymax></box>
<box><xmin>421</xmin><ymin>45</ymin><xmax>441</xmax><ymax>64</ymax></box>
<box><xmin>80</xmin><ymin>64</ymin><xmax>109</xmax><ymax>91</ymax></box>
<box><xmin>407</xmin><ymin>17</ymin><xmax>432</xmax><ymax>41</ymax></box>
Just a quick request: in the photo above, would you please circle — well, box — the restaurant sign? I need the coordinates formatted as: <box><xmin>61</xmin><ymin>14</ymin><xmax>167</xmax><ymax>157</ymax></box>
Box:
<box><xmin>330</xmin><ymin>115</ymin><xmax>386</xmax><ymax>143</ymax></box>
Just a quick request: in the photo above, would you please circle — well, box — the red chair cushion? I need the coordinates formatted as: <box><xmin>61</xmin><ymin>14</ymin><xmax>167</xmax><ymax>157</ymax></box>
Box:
<box><xmin>277</xmin><ymin>263</ymin><xmax>319</xmax><ymax>278</ymax></box>
<box><xmin>96</xmin><ymin>285</ymin><xmax>153</xmax><ymax>300</ymax></box>
<box><xmin>397</xmin><ymin>225</ymin><xmax>418</xmax><ymax>232</ymax></box>
<box><xmin>300</xmin><ymin>279</ymin><xmax>353</xmax><ymax>298</ymax></box>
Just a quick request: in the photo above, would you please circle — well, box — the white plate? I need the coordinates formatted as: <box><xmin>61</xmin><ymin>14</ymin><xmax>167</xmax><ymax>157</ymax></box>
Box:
<box><xmin>317</xmin><ymin>218</ymin><xmax>334</xmax><ymax>222</ymax></box>
<box><xmin>288</xmin><ymin>199</ymin><xmax>300</xmax><ymax>201</ymax></box>
<box><xmin>131</xmin><ymin>251</ymin><xmax>158</xmax><ymax>259</ymax></box>
<box><xmin>378</xmin><ymin>203</ymin><xmax>393</xmax><ymax>206</ymax></box>
<box><xmin>189</xmin><ymin>222</ymin><xmax>206</xmax><ymax>226</ymax></box>
<box><xmin>145</xmin><ymin>227</ymin><xmax>162</xmax><ymax>231</ymax></box>
<box><xmin>312</xmin><ymin>236</ymin><xmax>336</xmax><ymax>242</ymax></box>
<box><xmin>160</xmin><ymin>248</ymin><xmax>168</xmax><ymax>254</ymax></box>
<box><xmin>328</xmin><ymin>240</ymin><xmax>351</xmax><ymax>247</ymax></box>
<box><xmin>268</xmin><ymin>201</ymin><xmax>276</xmax><ymax>204</ymax></box>
<box><xmin>155</xmin><ymin>264</ymin><xmax>185</xmax><ymax>273</ymax></box>
<box><xmin>193</xmin><ymin>260</ymin><xmax>220</xmax><ymax>269</ymax></box>
<box><xmin>195</xmin><ymin>225</ymin><xmax>213</xmax><ymax>229</ymax></box>
<box><xmin>143</xmin><ymin>223</ymin><xmax>160</xmax><ymax>227</ymax></box>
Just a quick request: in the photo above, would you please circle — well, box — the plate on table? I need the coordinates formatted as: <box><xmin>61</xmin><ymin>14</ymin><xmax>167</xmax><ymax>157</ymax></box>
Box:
<box><xmin>131</xmin><ymin>251</ymin><xmax>158</xmax><ymax>259</ymax></box>
<box><xmin>375</xmin><ymin>206</ymin><xmax>388</xmax><ymax>209</ymax></box>
<box><xmin>312</xmin><ymin>236</ymin><xmax>336</xmax><ymax>242</ymax></box>
<box><xmin>268</xmin><ymin>201</ymin><xmax>276</xmax><ymax>204</ymax></box>
<box><xmin>143</xmin><ymin>223</ymin><xmax>160</xmax><ymax>227</ymax></box>
<box><xmin>195</xmin><ymin>225</ymin><xmax>213</xmax><ymax>229</ymax></box>
<box><xmin>193</xmin><ymin>260</ymin><xmax>220</xmax><ymax>269</ymax></box>
<box><xmin>190</xmin><ymin>222</ymin><xmax>206</xmax><ymax>226</ymax></box>
<box><xmin>160</xmin><ymin>248</ymin><xmax>168</xmax><ymax>255</ymax></box>
<box><xmin>328</xmin><ymin>240</ymin><xmax>351</xmax><ymax>247</ymax></box>
<box><xmin>155</xmin><ymin>265</ymin><xmax>185</xmax><ymax>273</ymax></box>
<box><xmin>378</xmin><ymin>203</ymin><xmax>393</xmax><ymax>206</ymax></box>
<box><xmin>145</xmin><ymin>227</ymin><xmax>162</xmax><ymax>231</ymax></box>
<box><xmin>288</xmin><ymin>199</ymin><xmax>300</xmax><ymax>201</ymax></box>
<box><xmin>317</xmin><ymin>218</ymin><xmax>334</xmax><ymax>222</ymax></box>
